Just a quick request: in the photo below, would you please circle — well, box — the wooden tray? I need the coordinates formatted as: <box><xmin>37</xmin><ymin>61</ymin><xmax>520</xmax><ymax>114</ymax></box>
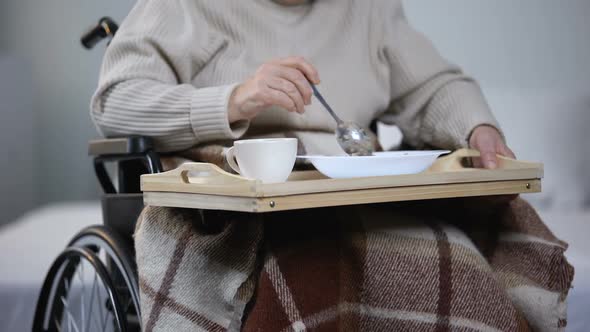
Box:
<box><xmin>141</xmin><ymin>149</ymin><xmax>543</xmax><ymax>213</ymax></box>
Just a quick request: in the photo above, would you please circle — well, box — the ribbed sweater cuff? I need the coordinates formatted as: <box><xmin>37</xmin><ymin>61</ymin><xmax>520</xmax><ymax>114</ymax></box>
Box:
<box><xmin>423</xmin><ymin>80</ymin><xmax>502</xmax><ymax>149</ymax></box>
<box><xmin>190</xmin><ymin>84</ymin><xmax>249</xmax><ymax>142</ymax></box>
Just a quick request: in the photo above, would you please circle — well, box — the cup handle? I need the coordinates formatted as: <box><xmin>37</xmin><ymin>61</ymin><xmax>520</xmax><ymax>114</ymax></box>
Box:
<box><xmin>225</xmin><ymin>146</ymin><xmax>241</xmax><ymax>174</ymax></box>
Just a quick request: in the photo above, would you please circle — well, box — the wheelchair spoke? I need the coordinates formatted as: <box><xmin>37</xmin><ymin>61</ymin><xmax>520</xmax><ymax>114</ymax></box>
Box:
<box><xmin>61</xmin><ymin>294</ymin><xmax>81</xmax><ymax>332</ymax></box>
<box><xmin>53</xmin><ymin>258</ymin><xmax>119</xmax><ymax>332</ymax></box>
<box><xmin>94</xmin><ymin>277</ymin><xmax>107</xmax><ymax>332</ymax></box>
<box><xmin>84</xmin><ymin>273</ymin><xmax>98</xmax><ymax>332</ymax></box>
<box><xmin>54</xmin><ymin>317</ymin><xmax>62</xmax><ymax>332</ymax></box>
<box><xmin>61</xmin><ymin>266</ymin><xmax>77</xmax><ymax>331</ymax></box>
<box><xmin>79</xmin><ymin>261</ymin><xmax>85</xmax><ymax>331</ymax></box>
<box><xmin>37</xmin><ymin>230</ymin><xmax>138</xmax><ymax>332</ymax></box>
<box><xmin>95</xmin><ymin>276</ymin><xmax>106</xmax><ymax>330</ymax></box>
<box><xmin>101</xmin><ymin>304</ymin><xmax>111</xmax><ymax>332</ymax></box>
<box><xmin>68</xmin><ymin>310</ymin><xmax>81</xmax><ymax>332</ymax></box>
<box><xmin>64</xmin><ymin>278</ymin><xmax>70</xmax><ymax>294</ymax></box>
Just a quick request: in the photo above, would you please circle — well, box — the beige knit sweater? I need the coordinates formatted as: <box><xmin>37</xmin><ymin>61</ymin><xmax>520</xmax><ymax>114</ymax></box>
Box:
<box><xmin>91</xmin><ymin>0</ymin><xmax>500</xmax><ymax>155</ymax></box>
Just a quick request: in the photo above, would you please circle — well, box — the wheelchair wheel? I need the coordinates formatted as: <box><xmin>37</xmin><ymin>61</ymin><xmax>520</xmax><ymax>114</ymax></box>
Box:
<box><xmin>33</xmin><ymin>226</ymin><xmax>141</xmax><ymax>332</ymax></box>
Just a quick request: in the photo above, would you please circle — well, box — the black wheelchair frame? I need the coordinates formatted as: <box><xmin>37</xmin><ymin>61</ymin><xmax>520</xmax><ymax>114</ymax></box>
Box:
<box><xmin>33</xmin><ymin>18</ymin><xmax>159</xmax><ymax>332</ymax></box>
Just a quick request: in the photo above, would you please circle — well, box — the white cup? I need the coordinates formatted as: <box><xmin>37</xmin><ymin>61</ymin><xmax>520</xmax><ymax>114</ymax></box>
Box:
<box><xmin>226</xmin><ymin>138</ymin><xmax>298</xmax><ymax>183</ymax></box>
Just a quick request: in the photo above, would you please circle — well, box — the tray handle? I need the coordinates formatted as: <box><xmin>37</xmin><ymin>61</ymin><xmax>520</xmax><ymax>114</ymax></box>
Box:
<box><xmin>143</xmin><ymin>162</ymin><xmax>255</xmax><ymax>186</ymax></box>
<box><xmin>429</xmin><ymin>148</ymin><xmax>540</xmax><ymax>172</ymax></box>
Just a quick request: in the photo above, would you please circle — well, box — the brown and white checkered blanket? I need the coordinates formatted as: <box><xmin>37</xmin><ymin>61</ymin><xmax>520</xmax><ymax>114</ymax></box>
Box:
<box><xmin>135</xmin><ymin>198</ymin><xmax>573</xmax><ymax>331</ymax></box>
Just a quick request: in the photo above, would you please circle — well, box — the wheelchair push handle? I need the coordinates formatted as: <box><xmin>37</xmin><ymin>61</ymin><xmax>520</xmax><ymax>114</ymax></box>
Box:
<box><xmin>81</xmin><ymin>17</ymin><xmax>119</xmax><ymax>49</ymax></box>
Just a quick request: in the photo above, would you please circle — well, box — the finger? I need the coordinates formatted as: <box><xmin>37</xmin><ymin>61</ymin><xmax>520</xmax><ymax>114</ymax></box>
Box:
<box><xmin>267</xmin><ymin>77</ymin><xmax>305</xmax><ymax>114</ymax></box>
<box><xmin>265</xmin><ymin>87</ymin><xmax>297</xmax><ymax>113</ymax></box>
<box><xmin>275</xmin><ymin>56</ymin><xmax>321</xmax><ymax>85</ymax></box>
<box><xmin>481</xmin><ymin>150</ymin><xmax>499</xmax><ymax>170</ymax></box>
<box><xmin>474</xmin><ymin>137</ymin><xmax>499</xmax><ymax>169</ymax></box>
<box><xmin>271</xmin><ymin>66</ymin><xmax>313</xmax><ymax>105</ymax></box>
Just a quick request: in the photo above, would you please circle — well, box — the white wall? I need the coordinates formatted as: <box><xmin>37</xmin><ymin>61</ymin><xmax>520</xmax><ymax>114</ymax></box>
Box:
<box><xmin>405</xmin><ymin>0</ymin><xmax>590</xmax><ymax>91</ymax></box>
<box><xmin>404</xmin><ymin>0</ymin><xmax>590</xmax><ymax>210</ymax></box>
<box><xmin>0</xmin><ymin>1</ymin><xmax>134</xmax><ymax>221</ymax></box>
<box><xmin>0</xmin><ymin>56</ymin><xmax>35</xmax><ymax>223</ymax></box>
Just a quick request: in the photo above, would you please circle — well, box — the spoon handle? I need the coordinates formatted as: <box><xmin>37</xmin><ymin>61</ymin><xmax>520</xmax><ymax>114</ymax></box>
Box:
<box><xmin>310</xmin><ymin>84</ymin><xmax>343</xmax><ymax>124</ymax></box>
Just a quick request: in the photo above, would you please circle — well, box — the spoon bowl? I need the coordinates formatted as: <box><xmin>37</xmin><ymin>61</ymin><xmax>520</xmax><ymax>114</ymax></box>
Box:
<box><xmin>336</xmin><ymin>121</ymin><xmax>376</xmax><ymax>156</ymax></box>
<box><xmin>310</xmin><ymin>84</ymin><xmax>375</xmax><ymax>156</ymax></box>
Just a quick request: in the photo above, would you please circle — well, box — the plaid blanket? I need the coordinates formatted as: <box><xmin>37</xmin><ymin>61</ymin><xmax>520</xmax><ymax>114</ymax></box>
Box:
<box><xmin>135</xmin><ymin>198</ymin><xmax>573</xmax><ymax>331</ymax></box>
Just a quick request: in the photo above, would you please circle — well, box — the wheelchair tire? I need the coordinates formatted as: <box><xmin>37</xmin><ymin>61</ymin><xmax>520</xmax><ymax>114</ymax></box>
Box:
<box><xmin>68</xmin><ymin>225</ymin><xmax>141</xmax><ymax>320</ymax></box>
<box><xmin>33</xmin><ymin>225</ymin><xmax>141</xmax><ymax>332</ymax></box>
<box><xmin>33</xmin><ymin>247</ymin><xmax>127</xmax><ymax>332</ymax></box>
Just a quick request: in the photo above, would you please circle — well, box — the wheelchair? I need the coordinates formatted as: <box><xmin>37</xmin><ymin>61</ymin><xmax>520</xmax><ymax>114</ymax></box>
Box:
<box><xmin>33</xmin><ymin>18</ymin><xmax>158</xmax><ymax>332</ymax></box>
<box><xmin>32</xmin><ymin>17</ymin><xmax>384</xmax><ymax>332</ymax></box>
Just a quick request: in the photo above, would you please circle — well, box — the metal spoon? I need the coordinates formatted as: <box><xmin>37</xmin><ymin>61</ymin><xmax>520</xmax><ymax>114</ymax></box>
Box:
<box><xmin>310</xmin><ymin>84</ymin><xmax>375</xmax><ymax>156</ymax></box>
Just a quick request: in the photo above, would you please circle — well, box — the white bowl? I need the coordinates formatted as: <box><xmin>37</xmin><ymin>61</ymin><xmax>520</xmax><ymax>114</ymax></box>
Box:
<box><xmin>297</xmin><ymin>150</ymin><xmax>450</xmax><ymax>179</ymax></box>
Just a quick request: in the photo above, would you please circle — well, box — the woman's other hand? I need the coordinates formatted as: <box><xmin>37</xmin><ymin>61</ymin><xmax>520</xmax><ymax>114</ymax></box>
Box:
<box><xmin>228</xmin><ymin>57</ymin><xmax>321</xmax><ymax>123</ymax></box>
<box><xmin>469</xmin><ymin>125</ymin><xmax>519</xmax><ymax>204</ymax></box>
<box><xmin>468</xmin><ymin>125</ymin><xmax>516</xmax><ymax>169</ymax></box>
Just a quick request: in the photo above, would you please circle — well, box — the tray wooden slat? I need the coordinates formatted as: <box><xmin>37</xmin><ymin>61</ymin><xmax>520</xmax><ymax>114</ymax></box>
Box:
<box><xmin>141</xmin><ymin>149</ymin><xmax>543</xmax><ymax>212</ymax></box>
<box><xmin>144</xmin><ymin>179</ymin><xmax>540</xmax><ymax>213</ymax></box>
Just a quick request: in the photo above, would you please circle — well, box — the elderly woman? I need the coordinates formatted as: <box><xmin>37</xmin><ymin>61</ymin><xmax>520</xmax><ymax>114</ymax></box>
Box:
<box><xmin>92</xmin><ymin>0</ymin><xmax>572</xmax><ymax>331</ymax></box>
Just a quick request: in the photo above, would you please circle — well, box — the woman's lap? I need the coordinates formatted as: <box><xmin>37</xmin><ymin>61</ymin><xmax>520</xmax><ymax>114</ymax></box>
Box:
<box><xmin>135</xmin><ymin>199</ymin><xmax>573</xmax><ymax>331</ymax></box>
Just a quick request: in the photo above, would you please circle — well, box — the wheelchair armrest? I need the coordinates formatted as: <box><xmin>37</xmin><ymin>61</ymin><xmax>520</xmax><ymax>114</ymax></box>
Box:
<box><xmin>89</xmin><ymin>136</ymin><xmax>163</xmax><ymax>194</ymax></box>
<box><xmin>88</xmin><ymin>136</ymin><xmax>154</xmax><ymax>156</ymax></box>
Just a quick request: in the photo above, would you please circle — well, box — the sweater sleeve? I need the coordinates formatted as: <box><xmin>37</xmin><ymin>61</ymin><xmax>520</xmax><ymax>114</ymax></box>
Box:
<box><xmin>90</xmin><ymin>0</ymin><xmax>249</xmax><ymax>152</ymax></box>
<box><xmin>376</xmin><ymin>0</ymin><xmax>502</xmax><ymax>149</ymax></box>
